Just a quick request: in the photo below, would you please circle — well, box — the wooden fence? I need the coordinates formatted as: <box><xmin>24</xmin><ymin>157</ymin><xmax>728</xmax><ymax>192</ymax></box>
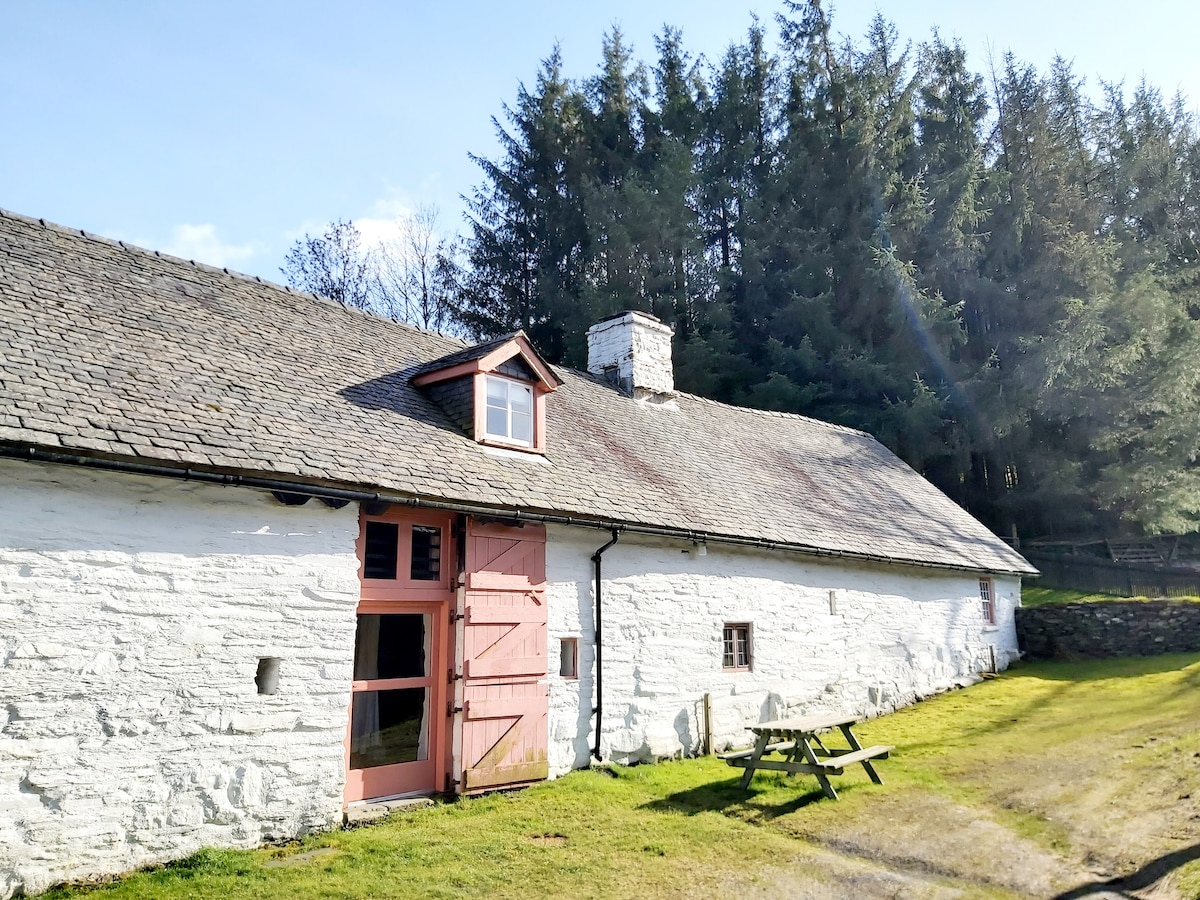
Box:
<box><xmin>1023</xmin><ymin>551</ymin><xmax>1200</xmax><ymax>598</ymax></box>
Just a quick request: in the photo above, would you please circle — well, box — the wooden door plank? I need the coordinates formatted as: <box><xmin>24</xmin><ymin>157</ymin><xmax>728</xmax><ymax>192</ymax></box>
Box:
<box><xmin>464</xmin><ymin>760</ymin><xmax>549</xmax><ymax>790</ymax></box>
<box><xmin>466</xmin><ymin>605</ymin><xmax>546</xmax><ymax>625</ymax></box>
<box><xmin>465</xmin><ymin>655</ymin><xmax>546</xmax><ymax>679</ymax></box>
<box><xmin>468</xmin><ymin>571</ymin><xmax>538</xmax><ymax>591</ymax></box>
<box><xmin>466</xmin><ymin>696</ymin><xmax>547</xmax><ymax>720</ymax></box>
<box><xmin>478</xmin><ymin>537</ymin><xmax>541</xmax><ymax>575</ymax></box>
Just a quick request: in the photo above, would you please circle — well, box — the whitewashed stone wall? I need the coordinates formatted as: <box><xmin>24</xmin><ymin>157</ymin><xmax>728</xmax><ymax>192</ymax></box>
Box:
<box><xmin>0</xmin><ymin>460</ymin><xmax>360</xmax><ymax>899</ymax></box>
<box><xmin>544</xmin><ymin>526</ymin><xmax>1020</xmax><ymax>774</ymax></box>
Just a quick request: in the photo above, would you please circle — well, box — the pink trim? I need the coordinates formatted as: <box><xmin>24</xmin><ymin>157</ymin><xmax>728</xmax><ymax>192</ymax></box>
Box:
<box><xmin>476</xmin><ymin>335</ymin><xmax>561</xmax><ymax>390</ymax></box>
<box><xmin>472</xmin><ymin>373</ymin><xmax>487</xmax><ymax>442</ymax></box>
<box><xmin>411</xmin><ymin>359</ymin><xmax>481</xmax><ymax>386</ymax></box>
<box><xmin>473</xmin><ymin>372</ymin><xmax>548</xmax><ymax>454</ymax></box>
<box><xmin>346</xmin><ymin>508</ymin><xmax>457</xmax><ymax>804</ymax></box>
<box><xmin>414</xmin><ymin>334</ymin><xmax>561</xmax><ymax>391</ymax></box>
<box><xmin>535</xmin><ymin>390</ymin><xmax>547</xmax><ymax>450</ymax></box>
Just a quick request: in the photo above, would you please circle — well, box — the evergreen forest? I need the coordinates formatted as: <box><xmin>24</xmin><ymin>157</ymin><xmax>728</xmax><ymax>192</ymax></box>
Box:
<box><xmin>284</xmin><ymin>2</ymin><xmax>1200</xmax><ymax>542</ymax></box>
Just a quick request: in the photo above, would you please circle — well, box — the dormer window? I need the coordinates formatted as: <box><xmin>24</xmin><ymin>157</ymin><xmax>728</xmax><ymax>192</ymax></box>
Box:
<box><xmin>485</xmin><ymin>375</ymin><xmax>534</xmax><ymax>446</ymax></box>
<box><xmin>410</xmin><ymin>331</ymin><xmax>562</xmax><ymax>455</ymax></box>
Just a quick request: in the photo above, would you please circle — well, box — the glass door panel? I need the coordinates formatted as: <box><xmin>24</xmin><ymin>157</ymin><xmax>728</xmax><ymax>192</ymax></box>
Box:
<box><xmin>346</xmin><ymin>608</ymin><xmax>443</xmax><ymax>801</ymax></box>
<box><xmin>350</xmin><ymin>688</ymin><xmax>429</xmax><ymax>768</ymax></box>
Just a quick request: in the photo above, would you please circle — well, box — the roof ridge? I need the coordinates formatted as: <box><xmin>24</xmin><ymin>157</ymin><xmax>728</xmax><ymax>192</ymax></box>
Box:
<box><xmin>673</xmin><ymin>389</ymin><xmax>870</xmax><ymax>437</ymax></box>
<box><xmin>0</xmin><ymin>205</ymin><xmax>471</xmax><ymax>347</ymax></box>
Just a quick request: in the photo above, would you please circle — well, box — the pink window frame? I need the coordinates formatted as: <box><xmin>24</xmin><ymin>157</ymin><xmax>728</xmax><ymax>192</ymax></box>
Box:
<box><xmin>722</xmin><ymin>622</ymin><xmax>752</xmax><ymax>671</ymax></box>
<box><xmin>472</xmin><ymin>372</ymin><xmax>548</xmax><ymax>454</ymax></box>
<box><xmin>979</xmin><ymin>578</ymin><xmax>996</xmax><ymax>624</ymax></box>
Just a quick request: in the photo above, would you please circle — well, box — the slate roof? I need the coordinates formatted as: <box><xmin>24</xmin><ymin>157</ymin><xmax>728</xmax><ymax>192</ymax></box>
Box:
<box><xmin>0</xmin><ymin>209</ymin><xmax>1035</xmax><ymax>575</ymax></box>
<box><xmin>409</xmin><ymin>332</ymin><xmax>522</xmax><ymax>377</ymax></box>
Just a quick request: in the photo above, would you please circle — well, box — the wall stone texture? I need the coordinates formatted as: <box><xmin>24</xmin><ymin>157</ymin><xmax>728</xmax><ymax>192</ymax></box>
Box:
<box><xmin>544</xmin><ymin>526</ymin><xmax>1020</xmax><ymax>774</ymax></box>
<box><xmin>1016</xmin><ymin>601</ymin><xmax>1200</xmax><ymax>659</ymax></box>
<box><xmin>0</xmin><ymin>459</ymin><xmax>1023</xmax><ymax>897</ymax></box>
<box><xmin>0</xmin><ymin>460</ymin><xmax>360</xmax><ymax>899</ymax></box>
<box><xmin>585</xmin><ymin>311</ymin><xmax>675</xmax><ymax>398</ymax></box>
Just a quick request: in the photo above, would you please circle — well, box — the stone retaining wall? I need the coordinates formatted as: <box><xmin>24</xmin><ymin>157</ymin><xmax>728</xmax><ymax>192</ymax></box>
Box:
<box><xmin>1015</xmin><ymin>601</ymin><xmax>1200</xmax><ymax>659</ymax></box>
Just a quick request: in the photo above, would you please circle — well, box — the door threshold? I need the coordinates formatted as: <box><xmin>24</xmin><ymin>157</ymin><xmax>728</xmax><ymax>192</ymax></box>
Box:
<box><xmin>344</xmin><ymin>793</ymin><xmax>435</xmax><ymax>826</ymax></box>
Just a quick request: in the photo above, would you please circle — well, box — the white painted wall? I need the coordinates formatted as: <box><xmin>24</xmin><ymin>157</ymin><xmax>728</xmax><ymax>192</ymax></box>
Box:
<box><xmin>0</xmin><ymin>460</ymin><xmax>360</xmax><ymax>899</ymax></box>
<box><xmin>0</xmin><ymin>459</ymin><xmax>1022</xmax><ymax>895</ymax></box>
<box><xmin>544</xmin><ymin>526</ymin><xmax>1020</xmax><ymax>775</ymax></box>
<box><xmin>585</xmin><ymin>311</ymin><xmax>675</xmax><ymax>398</ymax></box>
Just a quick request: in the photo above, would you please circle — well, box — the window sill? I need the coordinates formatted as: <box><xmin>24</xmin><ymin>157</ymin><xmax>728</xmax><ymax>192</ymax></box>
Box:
<box><xmin>479</xmin><ymin>444</ymin><xmax>550</xmax><ymax>464</ymax></box>
<box><xmin>477</xmin><ymin>437</ymin><xmax>545</xmax><ymax>456</ymax></box>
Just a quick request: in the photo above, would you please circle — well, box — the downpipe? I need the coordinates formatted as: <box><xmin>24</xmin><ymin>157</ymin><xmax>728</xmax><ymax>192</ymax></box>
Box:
<box><xmin>590</xmin><ymin>529</ymin><xmax>621</xmax><ymax>762</ymax></box>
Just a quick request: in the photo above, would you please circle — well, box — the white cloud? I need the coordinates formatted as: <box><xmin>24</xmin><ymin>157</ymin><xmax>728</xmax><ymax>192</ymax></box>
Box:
<box><xmin>355</xmin><ymin>193</ymin><xmax>418</xmax><ymax>250</ymax></box>
<box><xmin>355</xmin><ymin>214</ymin><xmax>409</xmax><ymax>250</ymax></box>
<box><xmin>159</xmin><ymin>224</ymin><xmax>262</xmax><ymax>268</ymax></box>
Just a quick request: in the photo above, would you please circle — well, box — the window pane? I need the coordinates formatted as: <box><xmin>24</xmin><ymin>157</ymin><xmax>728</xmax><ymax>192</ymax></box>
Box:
<box><xmin>354</xmin><ymin>613</ymin><xmax>427</xmax><ymax>680</ymax></box>
<box><xmin>349</xmin><ymin>688</ymin><xmax>428</xmax><ymax>769</ymax></box>
<box><xmin>363</xmin><ymin>521</ymin><xmax>398</xmax><ymax>579</ymax></box>
<box><xmin>722</xmin><ymin>627</ymin><xmax>734</xmax><ymax>668</ymax></box>
<box><xmin>559</xmin><ymin>638</ymin><xmax>577</xmax><ymax>678</ymax></box>
<box><xmin>486</xmin><ymin>405</ymin><xmax>509</xmax><ymax>438</ymax></box>
<box><xmin>410</xmin><ymin>526</ymin><xmax>441</xmax><ymax>581</ymax></box>
<box><xmin>486</xmin><ymin>376</ymin><xmax>508</xmax><ymax>405</ymax></box>
<box><xmin>510</xmin><ymin>383</ymin><xmax>533</xmax><ymax>414</ymax></box>
<box><xmin>511</xmin><ymin>410</ymin><xmax>533</xmax><ymax>444</ymax></box>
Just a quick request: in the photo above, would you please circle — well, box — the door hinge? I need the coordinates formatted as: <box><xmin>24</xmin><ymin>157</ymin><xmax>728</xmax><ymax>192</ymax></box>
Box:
<box><xmin>449</xmin><ymin>610</ymin><xmax>465</xmax><ymax>625</ymax></box>
<box><xmin>447</xmin><ymin>668</ymin><xmax>462</xmax><ymax>684</ymax></box>
<box><xmin>447</xmin><ymin>701</ymin><xmax>463</xmax><ymax>718</ymax></box>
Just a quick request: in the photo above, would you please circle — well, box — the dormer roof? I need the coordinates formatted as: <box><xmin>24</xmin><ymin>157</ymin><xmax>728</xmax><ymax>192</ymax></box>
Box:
<box><xmin>410</xmin><ymin>331</ymin><xmax>562</xmax><ymax>391</ymax></box>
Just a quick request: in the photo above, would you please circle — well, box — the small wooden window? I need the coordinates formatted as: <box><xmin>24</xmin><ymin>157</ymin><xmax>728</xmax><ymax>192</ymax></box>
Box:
<box><xmin>722</xmin><ymin>623</ymin><xmax>751</xmax><ymax>671</ymax></box>
<box><xmin>980</xmin><ymin>578</ymin><xmax>995</xmax><ymax>624</ymax></box>
<box><xmin>410</xmin><ymin>526</ymin><xmax>442</xmax><ymax>581</ymax></box>
<box><xmin>558</xmin><ymin>638</ymin><xmax>578</xmax><ymax>679</ymax></box>
<box><xmin>363</xmin><ymin>521</ymin><xmax>399</xmax><ymax>579</ymax></box>
<box><xmin>484</xmin><ymin>375</ymin><xmax>534</xmax><ymax>446</ymax></box>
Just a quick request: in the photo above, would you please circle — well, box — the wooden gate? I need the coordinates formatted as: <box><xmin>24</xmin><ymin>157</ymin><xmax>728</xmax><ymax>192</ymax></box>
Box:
<box><xmin>460</xmin><ymin>520</ymin><xmax>549</xmax><ymax>791</ymax></box>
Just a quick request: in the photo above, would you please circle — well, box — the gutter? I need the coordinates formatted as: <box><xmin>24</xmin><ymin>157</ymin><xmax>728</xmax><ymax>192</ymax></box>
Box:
<box><xmin>589</xmin><ymin>529</ymin><xmax>621</xmax><ymax>762</ymax></box>
<box><xmin>0</xmin><ymin>443</ymin><xmax>1038</xmax><ymax>577</ymax></box>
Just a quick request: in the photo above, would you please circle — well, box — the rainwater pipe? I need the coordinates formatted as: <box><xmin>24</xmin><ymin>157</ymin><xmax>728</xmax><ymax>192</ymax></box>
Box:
<box><xmin>590</xmin><ymin>528</ymin><xmax>621</xmax><ymax>761</ymax></box>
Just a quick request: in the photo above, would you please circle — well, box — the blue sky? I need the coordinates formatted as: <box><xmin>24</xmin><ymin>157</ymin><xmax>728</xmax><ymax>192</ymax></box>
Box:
<box><xmin>3</xmin><ymin>1</ymin><xmax>1196</xmax><ymax>282</ymax></box>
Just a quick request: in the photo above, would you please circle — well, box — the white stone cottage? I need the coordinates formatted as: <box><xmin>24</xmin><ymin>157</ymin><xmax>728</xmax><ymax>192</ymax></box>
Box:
<box><xmin>0</xmin><ymin>210</ymin><xmax>1035</xmax><ymax>896</ymax></box>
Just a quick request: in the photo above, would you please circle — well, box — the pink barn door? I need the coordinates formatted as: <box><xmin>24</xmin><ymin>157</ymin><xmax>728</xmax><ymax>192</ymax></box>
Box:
<box><xmin>460</xmin><ymin>520</ymin><xmax>549</xmax><ymax>792</ymax></box>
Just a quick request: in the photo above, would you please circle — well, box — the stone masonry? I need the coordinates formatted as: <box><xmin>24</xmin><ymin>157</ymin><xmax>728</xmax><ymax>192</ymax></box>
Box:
<box><xmin>1016</xmin><ymin>601</ymin><xmax>1200</xmax><ymax>659</ymax></box>
<box><xmin>544</xmin><ymin>526</ymin><xmax>1020</xmax><ymax>774</ymax></box>
<box><xmin>585</xmin><ymin>311</ymin><xmax>675</xmax><ymax>400</ymax></box>
<box><xmin>0</xmin><ymin>460</ymin><xmax>360</xmax><ymax>899</ymax></box>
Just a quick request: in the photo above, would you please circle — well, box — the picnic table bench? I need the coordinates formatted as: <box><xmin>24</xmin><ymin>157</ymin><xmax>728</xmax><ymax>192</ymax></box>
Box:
<box><xmin>720</xmin><ymin>713</ymin><xmax>891</xmax><ymax>800</ymax></box>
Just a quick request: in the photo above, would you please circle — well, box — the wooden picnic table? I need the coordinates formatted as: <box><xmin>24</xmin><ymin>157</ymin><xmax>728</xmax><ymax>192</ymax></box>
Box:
<box><xmin>720</xmin><ymin>712</ymin><xmax>892</xmax><ymax>800</ymax></box>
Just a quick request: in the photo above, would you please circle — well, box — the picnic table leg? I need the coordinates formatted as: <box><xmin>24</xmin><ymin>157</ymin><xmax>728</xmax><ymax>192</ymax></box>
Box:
<box><xmin>739</xmin><ymin>732</ymin><xmax>772</xmax><ymax>790</ymax></box>
<box><xmin>838</xmin><ymin>723</ymin><xmax>884</xmax><ymax>785</ymax></box>
<box><xmin>797</xmin><ymin>736</ymin><xmax>838</xmax><ymax>800</ymax></box>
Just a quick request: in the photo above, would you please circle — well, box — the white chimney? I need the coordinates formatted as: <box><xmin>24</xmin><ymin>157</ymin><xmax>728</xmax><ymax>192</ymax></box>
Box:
<box><xmin>586</xmin><ymin>311</ymin><xmax>675</xmax><ymax>402</ymax></box>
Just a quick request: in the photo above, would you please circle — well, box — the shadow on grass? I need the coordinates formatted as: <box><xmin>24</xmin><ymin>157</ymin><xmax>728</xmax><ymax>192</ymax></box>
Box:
<box><xmin>1019</xmin><ymin>653</ymin><xmax>1200</xmax><ymax>683</ymax></box>
<box><xmin>886</xmin><ymin>654</ymin><xmax>1200</xmax><ymax>757</ymax></box>
<box><xmin>639</xmin><ymin>775</ymin><xmax>829</xmax><ymax>820</ymax></box>
<box><xmin>1052</xmin><ymin>841</ymin><xmax>1200</xmax><ymax>898</ymax></box>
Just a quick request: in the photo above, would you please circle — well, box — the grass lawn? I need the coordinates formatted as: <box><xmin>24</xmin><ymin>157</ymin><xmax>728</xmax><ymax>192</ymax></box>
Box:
<box><xmin>49</xmin><ymin>654</ymin><xmax>1200</xmax><ymax>899</ymax></box>
<box><xmin>1022</xmin><ymin>585</ymin><xmax>1200</xmax><ymax>607</ymax></box>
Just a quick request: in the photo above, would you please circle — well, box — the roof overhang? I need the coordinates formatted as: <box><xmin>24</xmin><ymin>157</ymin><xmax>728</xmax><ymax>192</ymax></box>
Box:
<box><xmin>411</xmin><ymin>332</ymin><xmax>562</xmax><ymax>391</ymax></box>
